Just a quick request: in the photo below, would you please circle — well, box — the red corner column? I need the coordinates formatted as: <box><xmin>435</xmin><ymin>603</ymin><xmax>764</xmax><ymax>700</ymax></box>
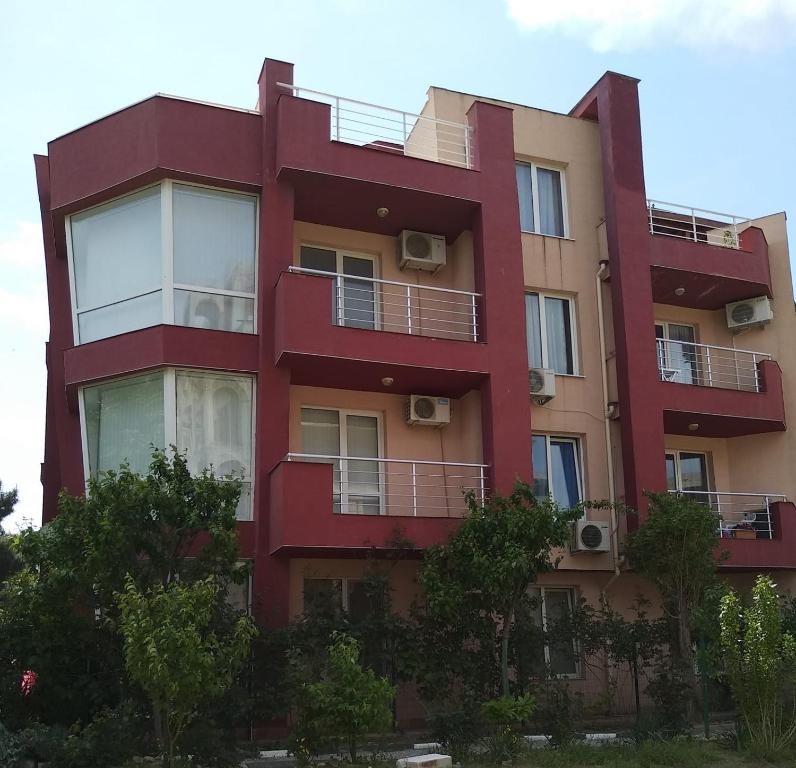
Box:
<box><xmin>252</xmin><ymin>59</ymin><xmax>295</xmax><ymax>627</ymax></box>
<box><xmin>571</xmin><ymin>74</ymin><xmax>666</xmax><ymax>518</ymax></box>
<box><xmin>466</xmin><ymin>101</ymin><xmax>533</xmax><ymax>495</ymax></box>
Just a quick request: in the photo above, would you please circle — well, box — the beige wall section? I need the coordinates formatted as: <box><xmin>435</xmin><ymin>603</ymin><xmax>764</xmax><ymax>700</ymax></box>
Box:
<box><xmin>655</xmin><ymin>213</ymin><xmax>796</xmax><ymax>501</ymax></box>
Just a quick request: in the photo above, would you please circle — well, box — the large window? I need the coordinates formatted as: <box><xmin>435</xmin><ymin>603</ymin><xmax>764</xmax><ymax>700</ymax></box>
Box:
<box><xmin>68</xmin><ymin>181</ymin><xmax>257</xmax><ymax>344</ymax></box>
<box><xmin>525</xmin><ymin>292</ymin><xmax>576</xmax><ymax>375</ymax></box>
<box><xmin>303</xmin><ymin>577</ymin><xmax>370</xmax><ymax>620</ymax></box>
<box><xmin>516</xmin><ymin>161</ymin><xmax>567</xmax><ymax>237</ymax></box>
<box><xmin>300</xmin><ymin>407</ymin><xmax>382</xmax><ymax>514</ymax></box>
<box><xmin>81</xmin><ymin>369</ymin><xmax>254</xmax><ymax>520</ymax></box>
<box><xmin>532</xmin><ymin>434</ymin><xmax>583</xmax><ymax>508</ymax></box>
<box><xmin>528</xmin><ymin>587</ymin><xmax>579</xmax><ymax>677</ymax></box>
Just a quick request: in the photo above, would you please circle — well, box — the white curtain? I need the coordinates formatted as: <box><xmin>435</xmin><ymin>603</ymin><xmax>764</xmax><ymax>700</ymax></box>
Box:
<box><xmin>301</xmin><ymin>408</ymin><xmax>342</xmax><ymax>509</ymax></box>
<box><xmin>515</xmin><ymin>163</ymin><xmax>535</xmax><ymax>232</ymax></box>
<box><xmin>172</xmin><ymin>185</ymin><xmax>256</xmax><ymax>293</ymax></box>
<box><xmin>83</xmin><ymin>372</ymin><xmax>165</xmax><ymax>476</ymax></box>
<box><xmin>537</xmin><ymin>167</ymin><xmax>564</xmax><ymax>237</ymax></box>
<box><xmin>525</xmin><ymin>293</ymin><xmax>543</xmax><ymax>369</ymax></box>
<box><xmin>544</xmin><ymin>296</ymin><xmax>573</xmax><ymax>374</ymax></box>
<box><xmin>345</xmin><ymin>415</ymin><xmax>380</xmax><ymax>513</ymax></box>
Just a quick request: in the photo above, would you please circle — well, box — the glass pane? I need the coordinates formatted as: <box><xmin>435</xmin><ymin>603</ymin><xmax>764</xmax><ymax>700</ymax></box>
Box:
<box><xmin>300</xmin><ymin>246</ymin><xmax>337</xmax><ymax>273</ymax></box>
<box><xmin>175</xmin><ymin>372</ymin><xmax>253</xmax><ymax>481</ymax></box>
<box><xmin>550</xmin><ymin>439</ymin><xmax>581</xmax><ymax>507</ymax></box>
<box><xmin>679</xmin><ymin>453</ymin><xmax>708</xmax><ymax>497</ymax></box>
<box><xmin>71</xmin><ymin>187</ymin><xmax>162</xmax><ymax>312</ymax></box>
<box><xmin>515</xmin><ymin>163</ymin><xmax>534</xmax><ymax>232</ymax></box>
<box><xmin>226</xmin><ymin>575</ymin><xmax>249</xmax><ymax>613</ymax></box>
<box><xmin>345</xmin><ymin>415</ymin><xmax>380</xmax><ymax>514</ymax></box>
<box><xmin>525</xmin><ymin>293</ymin><xmax>543</xmax><ymax>369</ymax></box>
<box><xmin>665</xmin><ymin>454</ymin><xmax>678</xmax><ymax>491</ymax></box>
<box><xmin>347</xmin><ymin>580</ymin><xmax>371</xmax><ymax>622</ymax></box>
<box><xmin>173</xmin><ymin>289</ymin><xmax>254</xmax><ymax>333</ymax></box>
<box><xmin>666</xmin><ymin>324</ymin><xmax>697</xmax><ymax>385</ymax></box>
<box><xmin>77</xmin><ymin>290</ymin><xmax>162</xmax><ymax>344</ymax></box>
<box><xmin>532</xmin><ymin>435</ymin><xmax>549</xmax><ymax>499</ymax></box>
<box><xmin>172</xmin><ymin>185</ymin><xmax>256</xmax><ymax>293</ymax></box>
<box><xmin>544</xmin><ymin>297</ymin><xmax>574</xmax><ymax>374</ymax></box>
<box><xmin>545</xmin><ymin>590</ymin><xmax>577</xmax><ymax>675</ymax></box>
<box><xmin>303</xmin><ymin>579</ymin><xmax>343</xmax><ymax>615</ymax></box>
<box><xmin>537</xmin><ymin>168</ymin><xmax>565</xmax><ymax>237</ymax></box>
<box><xmin>83</xmin><ymin>372</ymin><xmax>165</xmax><ymax>476</ymax></box>
<box><xmin>341</xmin><ymin>256</ymin><xmax>376</xmax><ymax>330</ymax></box>
<box><xmin>301</xmin><ymin>408</ymin><xmax>341</xmax><ymax>510</ymax></box>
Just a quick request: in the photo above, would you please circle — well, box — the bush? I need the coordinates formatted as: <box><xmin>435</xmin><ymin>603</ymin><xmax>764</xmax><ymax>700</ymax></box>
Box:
<box><xmin>645</xmin><ymin>661</ymin><xmax>691</xmax><ymax>737</ymax></box>
<box><xmin>480</xmin><ymin>695</ymin><xmax>534</xmax><ymax>763</ymax></box>
<box><xmin>535</xmin><ymin>681</ymin><xmax>582</xmax><ymax>747</ymax></box>
<box><xmin>429</xmin><ymin>705</ymin><xmax>483</xmax><ymax>763</ymax></box>
<box><xmin>0</xmin><ymin>721</ymin><xmax>22</xmax><ymax>768</ymax></box>
<box><xmin>291</xmin><ymin>633</ymin><xmax>394</xmax><ymax>762</ymax></box>
<box><xmin>16</xmin><ymin>722</ymin><xmax>68</xmax><ymax>764</ymax></box>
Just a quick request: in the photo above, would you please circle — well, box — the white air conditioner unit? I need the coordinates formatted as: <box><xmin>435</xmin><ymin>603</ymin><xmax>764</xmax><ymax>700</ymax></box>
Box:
<box><xmin>726</xmin><ymin>296</ymin><xmax>773</xmax><ymax>331</ymax></box>
<box><xmin>572</xmin><ymin>520</ymin><xmax>611</xmax><ymax>553</ymax></box>
<box><xmin>398</xmin><ymin>230</ymin><xmax>447</xmax><ymax>273</ymax></box>
<box><xmin>406</xmin><ymin>395</ymin><xmax>451</xmax><ymax>426</ymax></box>
<box><xmin>529</xmin><ymin>367</ymin><xmax>556</xmax><ymax>405</ymax></box>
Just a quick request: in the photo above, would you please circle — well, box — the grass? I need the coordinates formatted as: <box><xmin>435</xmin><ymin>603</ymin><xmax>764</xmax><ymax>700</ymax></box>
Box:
<box><xmin>466</xmin><ymin>740</ymin><xmax>794</xmax><ymax>768</ymax></box>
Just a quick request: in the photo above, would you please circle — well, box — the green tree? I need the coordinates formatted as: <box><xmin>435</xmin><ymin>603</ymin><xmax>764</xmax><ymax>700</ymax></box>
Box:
<box><xmin>0</xmin><ymin>449</ymin><xmax>246</xmax><ymax>730</ymax></box>
<box><xmin>624</xmin><ymin>492</ymin><xmax>723</xmax><ymax>675</ymax></box>
<box><xmin>0</xmin><ymin>480</ymin><xmax>20</xmax><ymax>582</ymax></box>
<box><xmin>291</xmin><ymin>633</ymin><xmax>394</xmax><ymax>762</ymax></box>
<box><xmin>118</xmin><ymin>575</ymin><xmax>256</xmax><ymax>767</ymax></box>
<box><xmin>417</xmin><ymin>482</ymin><xmax>583</xmax><ymax>702</ymax></box>
<box><xmin>720</xmin><ymin>575</ymin><xmax>796</xmax><ymax>755</ymax></box>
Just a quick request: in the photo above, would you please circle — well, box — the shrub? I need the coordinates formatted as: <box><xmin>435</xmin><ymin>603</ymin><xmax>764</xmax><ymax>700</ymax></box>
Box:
<box><xmin>720</xmin><ymin>575</ymin><xmax>796</xmax><ymax>755</ymax></box>
<box><xmin>535</xmin><ymin>681</ymin><xmax>582</xmax><ymax>747</ymax></box>
<box><xmin>480</xmin><ymin>694</ymin><xmax>534</xmax><ymax>763</ymax></box>
<box><xmin>428</xmin><ymin>705</ymin><xmax>483</xmax><ymax>764</ymax></box>
<box><xmin>645</xmin><ymin>661</ymin><xmax>691</xmax><ymax>737</ymax></box>
<box><xmin>291</xmin><ymin>633</ymin><xmax>394</xmax><ymax>762</ymax></box>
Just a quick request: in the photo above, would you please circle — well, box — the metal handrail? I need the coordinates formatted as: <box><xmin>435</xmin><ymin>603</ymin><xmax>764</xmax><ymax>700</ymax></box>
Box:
<box><xmin>668</xmin><ymin>489</ymin><xmax>786</xmax><ymax>538</ymax></box>
<box><xmin>287</xmin><ymin>452</ymin><xmax>487</xmax><ymax>468</ymax></box>
<box><xmin>278</xmin><ymin>83</ymin><xmax>472</xmax><ymax>169</ymax></box>
<box><xmin>647</xmin><ymin>199</ymin><xmax>750</xmax><ymax>249</ymax></box>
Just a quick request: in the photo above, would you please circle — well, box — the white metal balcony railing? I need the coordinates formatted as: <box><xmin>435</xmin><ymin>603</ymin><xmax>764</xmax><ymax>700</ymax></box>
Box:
<box><xmin>288</xmin><ymin>266</ymin><xmax>481</xmax><ymax>342</ymax></box>
<box><xmin>670</xmin><ymin>490</ymin><xmax>786</xmax><ymax>539</ymax></box>
<box><xmin>278</xmin><ymin>83</ymin><xmax>472</xmax><ymax>169</ymax></box>
<box><xmin>647</xmin><ymin>200</ymin><xmax>750</xmax><ymax>249</ymax></box>
<box><xmin>286</xmin><ymin>453</ymin><xmax>487</xmax><ymax>517</ymax></box>
<box><xmin>656</xmin><ymin>338</ymin><xmax>770</xmax><ymax>392</ymax></box>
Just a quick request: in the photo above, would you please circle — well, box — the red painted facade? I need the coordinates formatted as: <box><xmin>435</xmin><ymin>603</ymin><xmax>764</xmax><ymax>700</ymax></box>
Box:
<box><xmin>36</xmin><ymin>60</ymin><xmax>796</xmax><ymax>629</ymax></box>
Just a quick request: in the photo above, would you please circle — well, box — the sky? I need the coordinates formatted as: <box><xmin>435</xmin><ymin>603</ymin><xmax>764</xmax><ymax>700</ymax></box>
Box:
<box><xmin>1</xmin><ymin>0</ymin><xmax>795</xmax><ymax>530</ymax></box>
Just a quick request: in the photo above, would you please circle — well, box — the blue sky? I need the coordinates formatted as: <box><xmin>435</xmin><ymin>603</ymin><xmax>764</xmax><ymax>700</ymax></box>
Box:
<box><xmin>2</xmin><ymin>0</ymin><xmax>795</xmax><ymax>529</ymax></box>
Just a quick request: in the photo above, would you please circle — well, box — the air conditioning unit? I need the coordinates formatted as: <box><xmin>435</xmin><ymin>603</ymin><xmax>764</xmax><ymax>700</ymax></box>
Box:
<box><xmin>406</xmin><ymin>395</ymin><xmax>451</xmax><ymax>427</ymax></box>
<box><xmin>529</xmin><ymin>368</ymin><xmax>556</xmax><ymax>405</ymax></box>
<box><xmin>572</xmin><ymin>520</ymin><xmax>611</xmax><ymax>554</ymax></box>
<box><xmin>726</xmin><ymin>296</ymin><xmax>773</xmax><ymax>331</ymax></box>
<box><xmin>398</xmin><ymin>230</ymin><xmax>446</xmax><ymax>273</ymax></box>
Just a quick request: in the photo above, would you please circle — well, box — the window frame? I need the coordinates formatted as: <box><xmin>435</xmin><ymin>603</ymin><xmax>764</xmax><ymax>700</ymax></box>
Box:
<box><xmin>302</xmin><ymin>576</ymin><xmax>362</xmax><ymax>614</ymax></box>
<box><xmin>299</xmin><ymin>405</ymin><xmax>385</xmax><ymax>515</ymax></box>
<box><xmin>515</xmin><ymin>160</ymin><xmax>570</xmax><ymax>239</ymax></box>
<box><xmin>529</xmin><ymin>586</ymin><xmax>581</xmax><ymax>679</ymax></box>
<box><xmin>78</xmin><ymin>367</ymin><xmax>257</xmax><ymax>521</ymax></box>
<box><xmin>525</xmin><ymin>291</ymin><xmax>579</xmax><ymax>376</ymax></box>
<box><xmin>65</xmin><ymin>180</ymin><xmax>260</xmax><ymax>345</ymax></box>
<box><xmin>664</xmin><ymin>449</ymin><xmax>713</xmax><ymax>494</ymax></box>
<box><xmin>532</xmin><ymin>433</ymin><xmax>585</xmax><ymax>511</ymax></box>
<box><xmin>298</xmin><ymin>243</ymin><xmax>381</xmax><ymax>331</ymax></box>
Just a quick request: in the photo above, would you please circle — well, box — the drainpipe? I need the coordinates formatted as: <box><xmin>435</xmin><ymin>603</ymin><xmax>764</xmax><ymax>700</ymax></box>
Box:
<box><xmin>596</xmin><ymin>260</ymin><xmax>623</xmax><ymax>587</ymax></box>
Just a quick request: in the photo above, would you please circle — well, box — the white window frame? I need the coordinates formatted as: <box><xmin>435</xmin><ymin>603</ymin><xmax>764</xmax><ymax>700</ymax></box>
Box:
<box><xmin>302</xmin><ymin>576</ymin><xmax>362</xmax><ymax>613</ymax></box>
<box><xmin>516</xmin><ymin>160</ymin><xmax>570</xmax><ymax>239</ymax></box>
<box><xmin>300</xmin><ymin>406</ymin><xmax>385</xmax><ymax>515</ymax></box>
<box><xmin>664</xmin><ymin>449</ymin><xmax>713</xmax><ymax>494</ymax></box>
<box><xmin>65</xmin><ymin>180</ymin><xmax>260</xmax><ymax>345</ymax></box>
<box><xmin>530</xmin><ymin>586</ymin><xmax>581</xmax><ymax>678</ymax></box>
<box><xmin>526</xmin><ymin>292</ymin><xmax>579</xmax><ymax>376</ymax></box>
<box><xmin>78</xmin><ymin>367</ymin><xmax>256</xmax><ymax>521</ymax></box>
<box><xmin>298</xmin><ymin>243</ymin><xmax>381</xmax><ymax>331</ymax></box>
<box><xmin>532</xmin><ymin>434</ymin><xmax>585</xmax><ymax>510</ymax></box>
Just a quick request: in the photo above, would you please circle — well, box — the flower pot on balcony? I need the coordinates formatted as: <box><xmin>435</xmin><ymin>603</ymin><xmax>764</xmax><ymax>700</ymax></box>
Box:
<box><xmin>733</xmin><ymin>529</ymin><xmax>757</xmax><ymax>540</ymax></box>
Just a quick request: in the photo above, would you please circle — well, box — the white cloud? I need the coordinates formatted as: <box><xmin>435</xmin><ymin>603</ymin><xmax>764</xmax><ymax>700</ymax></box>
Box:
<box><xmin>0</xmin><ymin>220</ymin><xmax>43</xmax><ymax>270</ymax></box>
<box><xmin>506</xmin><ymin>0</ymin><xmax>796</xmax><ymax>52</ymax></box>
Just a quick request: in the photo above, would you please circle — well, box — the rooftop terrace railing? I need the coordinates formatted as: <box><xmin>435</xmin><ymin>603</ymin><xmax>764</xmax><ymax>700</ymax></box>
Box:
<box><xmin>669</xmin><ymin>490</ymin><xmax>786</xmax><ymax>539</ymax></box>
<box><xmin>647</xmin><ymin>199</ymin><xmax>751</xmax><ymax>249</ymax></box>
<box><xmin>278</xmin><ymin>84</ymin><xmax>472</xmax><ymax>169</ymax></box>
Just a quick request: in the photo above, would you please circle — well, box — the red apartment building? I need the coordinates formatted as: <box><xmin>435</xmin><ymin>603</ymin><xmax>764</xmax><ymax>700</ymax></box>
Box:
<box><xmin>36</xmin><ymin>58</ymin><xmax>796</xmax><ymax>707</ymax></box>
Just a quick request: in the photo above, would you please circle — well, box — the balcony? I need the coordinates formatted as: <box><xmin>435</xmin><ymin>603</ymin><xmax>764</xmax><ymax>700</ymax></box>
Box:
<box><xmin>274</xmin><ymin>270</ymin><xmax>489</xmax><ymax>396</ymax></box>
<box><xmin>646</xmin><ymin>199</ymin><xmax>771</xmax><ymax>310</ymax></box>
<box><xmin>274</xmin><ymin>87</ymin><xmax>486</xmax><ymax>240</ymax></box>
<box><xmin>655</xmin><ymin>339</ymin><xmax>785</xmax><ymax>436</ymax></box>
<box><xmin>670</xmin><ymin>491</ymin><xmax>796</xmax><ymax>569</ymax></box>
<box><xmin>269</xmin><ymin>455</ymin><xmax>487</xmax><ymax>555</ymax></box>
